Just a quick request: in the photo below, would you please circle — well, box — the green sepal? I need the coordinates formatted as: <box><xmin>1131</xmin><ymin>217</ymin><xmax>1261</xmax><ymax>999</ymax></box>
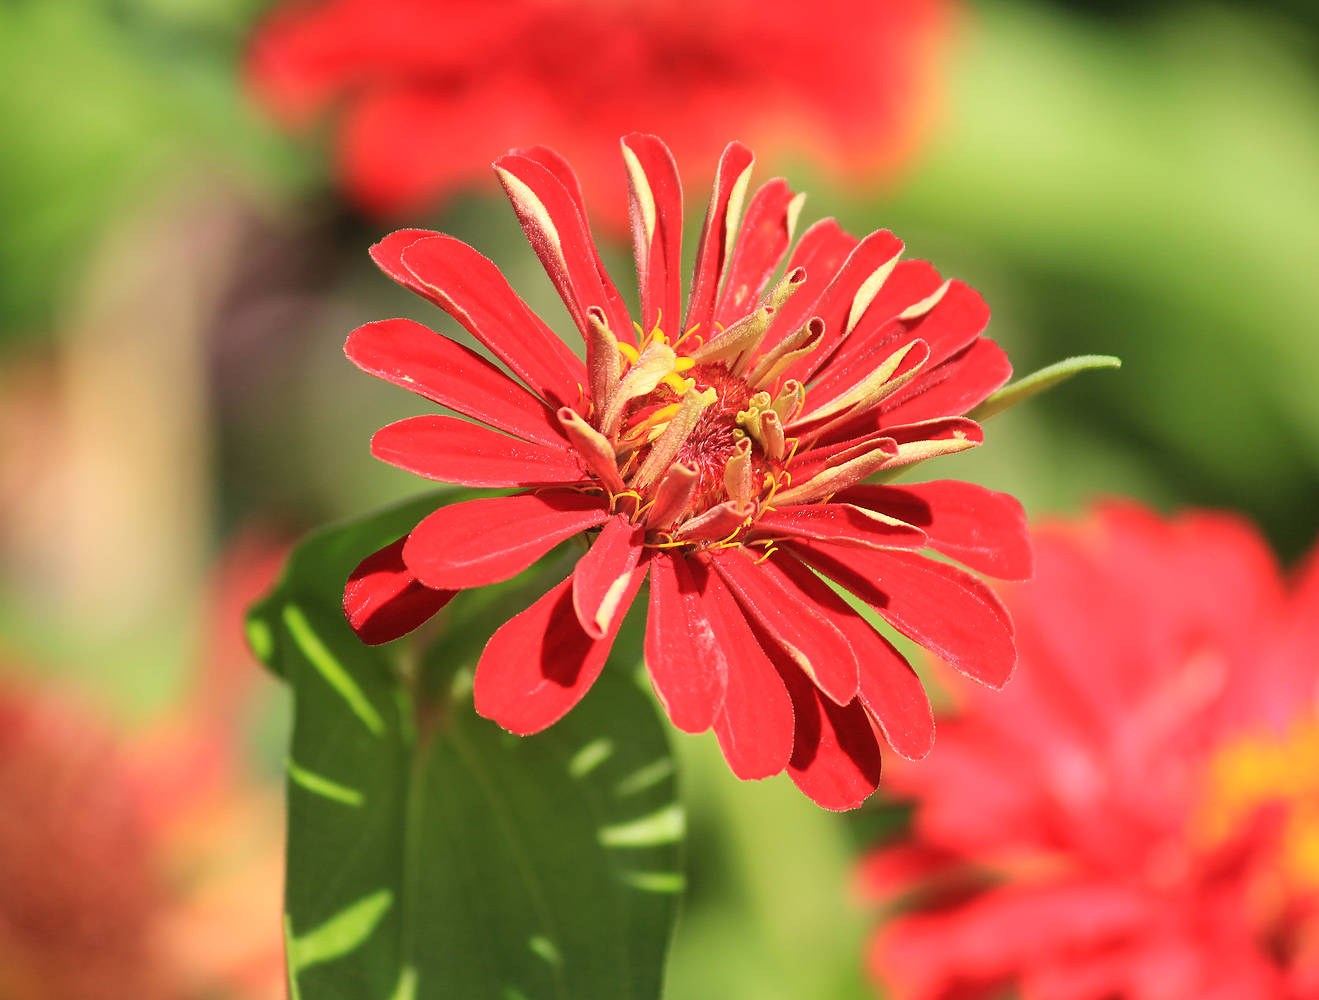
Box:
<box><xmin>970</xmin><ymin>354</ymin><xmax>1121</xmax><ymax>421</ymax></box>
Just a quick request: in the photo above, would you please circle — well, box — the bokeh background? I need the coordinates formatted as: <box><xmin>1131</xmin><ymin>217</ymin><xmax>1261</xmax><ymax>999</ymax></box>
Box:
<box><xmin>1</xmin><ymin>0</ymin><xmax>1317</xmax><ymax>997</ymax></box>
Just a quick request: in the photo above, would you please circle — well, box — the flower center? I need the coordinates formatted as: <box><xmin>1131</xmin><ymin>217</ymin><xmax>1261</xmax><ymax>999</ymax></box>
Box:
<box><xmin>1193</xmin><ymin>721</ymin><xmax>1319</xmax><ymax>889</ymax></box>
<box><xmin>569</xmin><ymin>317</ymin><xmax>804</xmax><ymax>547</ymax></box>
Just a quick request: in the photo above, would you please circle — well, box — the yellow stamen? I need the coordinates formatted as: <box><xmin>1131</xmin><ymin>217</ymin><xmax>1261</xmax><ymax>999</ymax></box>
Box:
<box><xmin>674</xmin><ymin>322</ymin><xmax>701</xmax><ymax>349</ymax></box>
<box><xmin>661</xmin><ymin>372</ymin><xmax>692</xmax><ymax>396</ymax></box>
<box><xmin>609</xmin><ymin>489</ymin><xmax>644</xmax><ymax>514</ymax></box>
<box><xmin>624</xmin><ymin>401</ymin><xmax>683</xmax><ymax>443</ymax></box>
<box><xmin>617</xmin><ymin>342</ymin><xmax>640</xmax><ymax>364</ymax></box>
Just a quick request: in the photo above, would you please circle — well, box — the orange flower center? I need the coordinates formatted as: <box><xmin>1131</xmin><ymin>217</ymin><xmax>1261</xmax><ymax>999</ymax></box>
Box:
<box><xmin>1196</xmin><ymin>721</ymin><xmax>1319</xmax><ymax>890</ymax></box>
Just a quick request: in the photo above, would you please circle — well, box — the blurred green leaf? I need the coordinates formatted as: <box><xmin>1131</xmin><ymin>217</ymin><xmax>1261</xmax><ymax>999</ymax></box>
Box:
<box><xmin>0</xmin><ymin>0</ymin><xmax>300</xmax><ymax>339</ymax></box>
<box><xmin>248</xmin><ymin>493</ymin><xmax>681</xmax><ymax>1000</ymax></box>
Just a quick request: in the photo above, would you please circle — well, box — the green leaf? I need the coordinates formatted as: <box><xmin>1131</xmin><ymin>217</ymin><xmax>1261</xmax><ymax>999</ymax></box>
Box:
<box><xmin>248</xmin><ymin>494</ymin><xmax>681</xmax><ymax>1000</ymax></box>
<box><xmin>969</xmin><ymin>354</ymin><xmax>1121</xmax><ymax>422</ymax></box>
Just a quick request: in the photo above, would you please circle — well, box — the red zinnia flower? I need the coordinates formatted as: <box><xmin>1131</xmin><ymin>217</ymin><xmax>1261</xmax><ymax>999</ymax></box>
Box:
<box><xmin>246</xmin><ymin>0</ymin><xmax>948</xmax><ymax>225</ymax></box>
<box><xmin>342</xmin><ymin>136</ymin><xmax>1030</xmax><ymax>809</ymax></box>
<box><xmin>862</xmin><ymin>502</ymin><xmax>1319</xmax><ymax>998</ymax></box>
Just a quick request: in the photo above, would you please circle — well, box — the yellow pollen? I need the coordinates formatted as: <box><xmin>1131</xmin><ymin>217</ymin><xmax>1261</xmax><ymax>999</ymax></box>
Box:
<box><xmin>616</xmin><ymin>341</ymin><xmax>640</xmax><ymax>364</ymax></box>
<box><xmin>673</xmin><ymin>356</ymin><xmax>695</xmax><ymax>373</ymax></box>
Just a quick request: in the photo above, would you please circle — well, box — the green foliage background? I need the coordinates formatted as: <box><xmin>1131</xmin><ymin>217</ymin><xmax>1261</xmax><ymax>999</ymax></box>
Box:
<box><xmin>1</xmin><ymin>1</ymin><xmax>1317</xmax><ymax>998</ymax></box>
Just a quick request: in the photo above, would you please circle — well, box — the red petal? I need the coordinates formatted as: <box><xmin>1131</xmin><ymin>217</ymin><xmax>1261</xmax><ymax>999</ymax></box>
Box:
<box><xmin>817</xmin><ymin>259</ymin><xmax>943</xmax><ymax>378</ymax></box>
<box><xmin>333</xmin><ymin>87</ymin><xmax>523</xmax><ymax>217</ymax></box>
<box><xmin>512</xmin><ymin>145</ymin><xmax>636</xmax><ymax>345</ymax></box>
<box><xmin>494</xmin><ymin>152</ymin><xmax>633</xmax><ymax>345</ymax></box>
<box><xmin>343</xmin><ymin>537</ymin><xmax>456</xmax><ymax>646</ymax></box>
<box><xmin>697</xmin><ymin>559</ymin><xmax>794</xmax><ymax>780</ymax></box>
<box><xmin>814</xmin><ymin>278</ymin><xmax>990</xmax><ymax>405</ymax></box>
<box><xmin>812</xmin><ymin>413</ymin><xmax>983</xmax><ymax>456</ymax></box>
<box><xmin>788</xmin><ymin>541</ymin><xmax>1017</xmax><ymax>689</ymax></box>
<box><xmin>785</xmin><ymin>429</ymin><xmax>899</xmax><ymax>484</ymax></box>
<box><xmin>396</xmin><ymin>234</ymin><xmax>585</xmax><ymax>407</ymax></box>
<box><xmin>837</xmin><ymin>481</ymin><xmax>1033</xmax><ymax>581</ymax></box>
<box><xmin>899</xmin><ymin>279</ymin><xmax>991</xmax><ymax>368</ymax></box>
<box><xmin>367</xmin><ymin>228</ymin><xmax>444</xmax><ymax>299</ymax></box>
<box><xmin>714</xmin><ymin>178</ymin><xmax>800</xmax><ymax>328</ymax></box>
<box><xmin>644</xmin><ymin>552</ymin><xmax>727</xmax><ymax>734</ymax></box>
<box><xmin>780</xmin><ymin>663</ymin><xmax>883</xmax><ymax>811</ymax></box>
<box><xmin>856</xmin><ymin>842</ymin><xmax>960</xmax><ymax>901</ymax></box>
<box><xmin>672</xmin><ymin>500</ymin><xmax>754</xmax><ymax>542</ymax></box>
<box><xmin>750</xmin><ymin>503</ymin><xmax>927</xmax><ymax>551</ymax></box>
<box><xmin>793</xmin><ymin>337</ymin><xmax>930</xmax><ymax>430</ymax></box>
<box><xmin>371</xmin><ymin>415</ymin><xmax>584</xmax><ymax>487</ymax></box>
<box><xmin>824</xmin><ymin>259</ymin><xmax>944</xmax><ymax>371</ymax></box>
<box><xmin>684</xmin><ymin>141</ymin><xmax>756</xmax><ymax>337</ymax></box>
<box><xmin>758</xmin><ymin>218</ymin><xmax>859</xmax><ymax>358</ymax></box>
<box><xmin>784</xmin><ymin>228</ymin><xmax>907</xmax><ymax>384</ymax></box>
<box><xmin>473</xmin><ymin>564</ymin><xmax>647</xmax><ymax>735</ymax></box>
<box><xmin>572</xmin><ymin>515</ymin><xmax>644</xmax><ymax>639</ymax></box>
<box><xmin>860</xmin><ymin>649</ymin><xmax>937</xmax><ymax>762</ymax></box>
<box><xmin>712</xmin><ymin>547</ymin><xmax>858</xmax><ymax>705</ymax></box>
<box><xmin>403</xmin><ymin>492</ymin><xmax>609</xmax><ymax>590</ymax></box>
<box><xmin>345</xmin><ymin>318</ymin><xmax>567</xmax><ymax>449</ymax></box>
<box><xmin>769</xmin><ymin>552</ymin><xmax>934</xmax><ymax>760</ymax></box>
<box><xmin>622</xmin><ymin>134</ymin><xmax>683</xmax><ymax>338</ymax></box>
<box><xmin>881</xmin><ymin>337</ymin><xmax>1013</xmax><ymax>424</ymax></box>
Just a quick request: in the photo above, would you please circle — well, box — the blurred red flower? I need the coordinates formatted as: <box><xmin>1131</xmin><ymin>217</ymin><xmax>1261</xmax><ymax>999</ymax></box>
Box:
<box><xmin>0</xmin><ymin>536</ymin><xmax>287</xmax><ymax>1000</ymax></box>
<box><xmin>862</xmin><ymin>502</ymin><xmax>1319</xmax><ymax>999</ymax></box>
<box><xmin>246</xmin><ymin>0</ymin><xmax>949</xmax><ymax>225</ymax></box>
<box><xmin>341</xmin><ymin>135</ymin><xmax>1029</xmax><ymax>810</ymax></box>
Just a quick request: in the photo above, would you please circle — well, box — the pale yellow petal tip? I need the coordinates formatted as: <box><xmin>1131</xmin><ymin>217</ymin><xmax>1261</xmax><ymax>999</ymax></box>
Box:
<box><xmin>897</xmin><ymin>280</ymin><xmax>952</xmax><ymax>321</ymax></box>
